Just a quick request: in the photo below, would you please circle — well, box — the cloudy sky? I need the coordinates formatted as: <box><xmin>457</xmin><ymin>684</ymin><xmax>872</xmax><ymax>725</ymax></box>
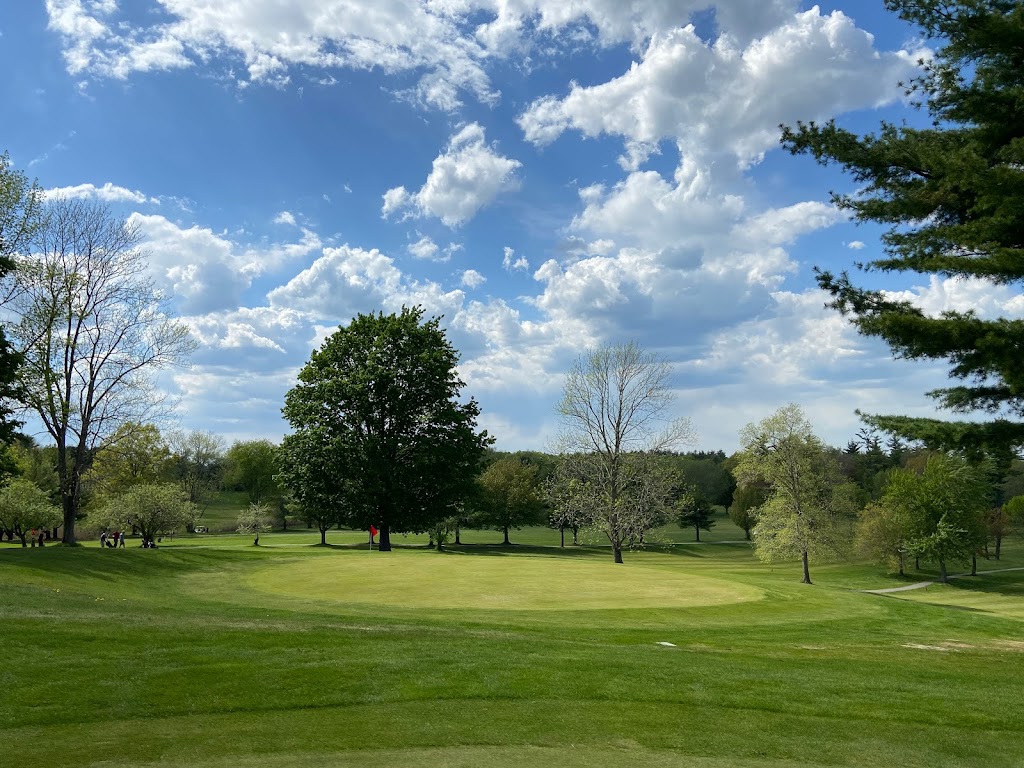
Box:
<box><xmin>1</xmin><ymin>1</ymin><xmax>1002</xmax><ymax>453</ymax></box>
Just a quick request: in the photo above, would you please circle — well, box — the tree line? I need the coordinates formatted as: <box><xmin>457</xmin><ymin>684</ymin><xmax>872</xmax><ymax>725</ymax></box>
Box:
<box><xmin>2</xmin><ymin>2</ymin><xmax>1022</xmax><ymax>581</ymax></box>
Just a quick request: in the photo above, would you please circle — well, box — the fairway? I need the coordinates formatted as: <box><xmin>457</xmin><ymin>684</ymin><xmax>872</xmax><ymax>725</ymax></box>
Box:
<box><xmin>3</xmin><ymin>534</ymin><xmax>1024</xmax><ymax>768</ymax></box>
<box><xmin>247</xmin><ymin>551</ymin><xmax>764</xmax><ymax>610</ymax></box>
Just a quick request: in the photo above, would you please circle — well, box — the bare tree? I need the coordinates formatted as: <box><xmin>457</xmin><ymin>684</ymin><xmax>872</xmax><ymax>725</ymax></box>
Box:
<box><xmin>555</xmin><ymin>342</ymin><xmax>695</xmax><ymax>563</ymax></box>
<box><xmin>165</xmin><ymin>429</ymin><xmax>225</xmax><ymax>521</ymax></box>
<box><xmin>6</xmin><ymin>198</ymin><xmax>194</xmax><ymax>544</ymax></box>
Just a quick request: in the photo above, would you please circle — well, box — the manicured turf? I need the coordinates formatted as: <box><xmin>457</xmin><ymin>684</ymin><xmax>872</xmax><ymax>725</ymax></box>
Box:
<box><xmin>1</xmin><ymin>529</ymin><xmax>1022</xmax><ymax>768</ymax></box>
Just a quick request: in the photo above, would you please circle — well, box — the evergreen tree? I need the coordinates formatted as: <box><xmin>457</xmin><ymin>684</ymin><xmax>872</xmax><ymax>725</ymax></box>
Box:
<box><xmin>782</xmin><ymin>1</ymin><xmax>1024</xmax><ymax>454</ymax></box>
<box><xmin>0</xmin><ymin>152</ymin><xmax>43</xmax><ymax>444</ymax></box>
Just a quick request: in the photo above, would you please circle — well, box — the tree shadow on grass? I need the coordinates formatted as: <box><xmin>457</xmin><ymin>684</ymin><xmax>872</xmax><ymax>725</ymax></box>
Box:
<box><xmin>654</xmin><ymin>542</ymin><xmax>754</xmax><ymax>560</ymax></box>
<box><xmin>420</xmin><ymin>543</ymin><xmax>606</xmax><ymax>560</ymax></box>
<box><xmin>0</xmin><ymin>545</ymin><xmax>253</xmax><ymax>583</ymax></box>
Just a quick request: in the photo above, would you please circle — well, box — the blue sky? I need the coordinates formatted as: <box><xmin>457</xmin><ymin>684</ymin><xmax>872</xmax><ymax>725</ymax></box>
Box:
<box><xmin>2</xmin><ymin>1</ymin><xmax>1007</xmax><ymax>453</ymax></box>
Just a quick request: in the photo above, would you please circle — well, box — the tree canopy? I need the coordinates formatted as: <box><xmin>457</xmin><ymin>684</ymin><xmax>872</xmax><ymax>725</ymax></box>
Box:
<box><xmin>735</xmin><ymin>405</ymin><xmax>856</xmax><ymax>584</ymax></box>
<box><xmin>781</xmin><ymin>1</ymin><xmax>1024</xmax><ymax>455</ymax></box>
<box><xmin>94</xmin><ymin>482</ymin><xmax>194</xmax><ymax>544</ymax></box>
<box><xmin>224</xmin><ymin>439</ymin><xmax>281</xmax><ymax>505</ymax></box>
<box><xmin>870</xmin><ymin>452</ymin><xmax>990</xmax><ymax>581</ymax></box>
<box><xmin>477</xmin><ymin>457</ymin><xmax>545</xmax><ymax>545</ymax></box>
<box><xmin>279</xmin><ymin>307</ymin><xmax>491</xmax><ymax>551</ymax></box>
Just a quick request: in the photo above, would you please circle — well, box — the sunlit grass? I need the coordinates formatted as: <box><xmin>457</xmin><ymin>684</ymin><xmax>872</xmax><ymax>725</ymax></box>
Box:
<box><xmin>2</xmin><ymin>528</ymin><xmax>1022</xmax><ymax>768</ymax></box>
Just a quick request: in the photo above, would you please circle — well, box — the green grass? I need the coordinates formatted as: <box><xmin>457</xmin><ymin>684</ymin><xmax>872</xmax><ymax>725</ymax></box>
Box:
<box><xmin>1</xmin><ymin>529</ymin><xmax>1022</xmax><ymax>768</ymax></box>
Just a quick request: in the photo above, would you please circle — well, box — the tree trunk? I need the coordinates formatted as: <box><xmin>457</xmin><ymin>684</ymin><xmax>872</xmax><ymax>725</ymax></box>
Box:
<box><xmin>915</xmin><ymin>556</ymin><xmax>920</xmax><ymax>570</ymax></box>
<box><xmin>744</xmin><ymin>526</ymin><xmax>751</xmax><ymax>541</ymax></box>
<box><xmin>995</xmin><ymin>534</ymin><xmax>1002</xmax><ymax>560</ymax></box>
<box><xmin>19</xmin><ymin>532</ymin><xmax>27</xmax><ymax>547</ymax></box>
<box><xmin>455</xmin><ymin>525</ymin><xmax>461</xmax><ymax>545</ymax></box>
<box><xmin>560</xmin><ymin>524</ymin><xmax>565</xmax><ymax>548</ymax></box>
<box><xmin>694</xmin><ymin>527</ymin><xmax>700</xmax><ymax>542</ymax></box>
<box><xmin>319</xmin><ymin>526</ymin><xmax>327</xmax><ymax>546</ymax></box>
<box><xmin>59</xmin><ymin>445</ymin><xmax>87</xmax><ymax>546</ymax></box>
<box><xmin>612</xmin><ymin>540</ymin><xmax>623</xmax><ymax>564</ymax></box>
<box><xmin>572</xmin><ymin>526</ymin><xmax>579</xmax><ymax>546</ymax></box>
<box><xmin>503</xmin><ymin>526</ymin><xmax>510</xmax><ymax>545</ymax></box>
<box><xmin>801</xmin><ymin>549</ymin><xmax>812</xmax><ymax>584</ymax></box>
<box><xmin>253</xmin><ymin>534</ymin><xmax>259</xmax><ymax>546</ymax></box>
<box><xmin>60</xmin><ymin>490</ymin><xmax>77</xmax><ymax>545</ymax></box>
<box><xmin>938</xmin><ymin>558</ymin><xmax>948</xmax><ymax>582</ymax></box>
<box><xmin>897</xmin><ymin>551</ymin><xmax>905</xmax><ymax>577</ymax></box>
<box><xmin>971</xmin><ymin>555</ymin><xmax>977</xmax><ymax>576</ymax></box>
<box><xmin>379</xmin><ymin>525</ymin><xmax>392</xmax><ymax>552</ymax></box>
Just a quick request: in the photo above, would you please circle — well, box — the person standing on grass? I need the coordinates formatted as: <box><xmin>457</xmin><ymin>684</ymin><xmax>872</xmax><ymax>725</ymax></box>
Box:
<box><xmin>118</xmin><ymin>531</ymin><xmax>126</xmax><ymax>548</ymax></box>
<box><xmin>100</xmin><ymin>530</ymin><xmax>108</xmax><ymax>549</ymax></box>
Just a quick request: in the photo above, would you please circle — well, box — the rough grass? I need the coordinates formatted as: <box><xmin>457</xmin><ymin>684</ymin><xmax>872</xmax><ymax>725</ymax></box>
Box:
<box><xmin>1</xmin><ymin>530</ymin><xmax>1022</xmax><ymax>768</ymax></box>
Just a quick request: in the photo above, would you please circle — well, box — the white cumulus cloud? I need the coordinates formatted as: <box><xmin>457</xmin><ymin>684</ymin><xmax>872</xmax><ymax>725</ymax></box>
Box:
<box><xmin>44</xmin><ymin>181</ymin><xmax>157</xmax><ymax>204</ymax></box>
<box><xmin>382</xmin><ymin>123</ymin><xmax>521</xmax><ymax>227</ymax></box>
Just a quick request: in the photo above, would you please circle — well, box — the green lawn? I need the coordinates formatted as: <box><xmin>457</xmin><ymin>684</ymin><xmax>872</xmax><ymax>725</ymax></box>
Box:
<box><xmin>1</xmin><ymin>528</ymin><xmax>1022</xmax><ymax>767</ymax></box>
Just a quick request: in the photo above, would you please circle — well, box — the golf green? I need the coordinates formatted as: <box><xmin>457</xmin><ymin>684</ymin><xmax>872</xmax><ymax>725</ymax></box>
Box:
<box><xmin>243</xmin><ymin>552</ymin><xmax>765</xmax><ymax>610</ymax></box>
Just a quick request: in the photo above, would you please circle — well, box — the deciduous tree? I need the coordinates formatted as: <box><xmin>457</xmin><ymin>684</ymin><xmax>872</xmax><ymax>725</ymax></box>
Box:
<box><xmin>236</xmin><ymin>501</ymin><xmax>273</xmax><ymax>546</ymax></box>
<box><xmin>94</xmin><ymin>482</ymin><xmax>194</xmax><ymax>544</ymax></box>
<box><xmin>727</xmin><ymin>482</ymin><xmax>767</xmax><ymax>541</ymax></box>
<box><xmin>782</xmin><ymin>1</ymin><xmax>1024</xmax><ymax>455</ymax></box>
<box><xmin>224</xmin><ymin>439</ymin><xmax>280</xmax><ymax>505</ymax></box>
<box><xmin>86</xmin><ymin>422</ymin><xmax>171</xmax><ymax>498</ymax></box>
<box><xmin>0</xmin><ymin>477</ymin><xmax>61</xmax><ymax>547</ymax></box>
<box><xmin>879</xmin><ymin>453</ymin><xmax>990</xmax><ymax>581</ymax></box>
<box><xmin>165</xmin><ymin>429</ymin><xmax>224</xmax><ymax>521</ymax></box>
<box><xmin>280</xmin><ymin>307</ymin><xmax>491</xmax><ymax>551</ymax></box>
<box><xmin>675</xmin><ymin>485</ymin><xmax>715</xmax><ymax>542</ymax></box>
<box><xmin>735</xmin><ymin>404</ymin><xmax>856</xmax><ymax>584</ymax></box>
<box><xmin>5</xmin><ymin>199</ymin><xmax>194</xmax><ymax>544</ymax></box>
<box><xmin>477</xmin><ymin>457</ymin><xmax>544</xmax><ymax>545</ymax></box>
<box><xmin>555</xmin><ymin>342</ymin><xmax>695</xmax><ymax>563</ymax></box>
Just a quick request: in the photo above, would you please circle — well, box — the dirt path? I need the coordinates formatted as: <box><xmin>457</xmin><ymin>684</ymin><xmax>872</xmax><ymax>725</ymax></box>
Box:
<box><xmin>864</xmin><ymin>566</ymin><xmax>1024</xmax><ymax>594</ymax></box>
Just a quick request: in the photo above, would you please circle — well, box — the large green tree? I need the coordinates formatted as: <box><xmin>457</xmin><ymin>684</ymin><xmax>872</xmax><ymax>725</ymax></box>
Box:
<box><xmin>782</xmin><ymin>1</ymin><xmax>1024</xmax><ymax>454</ymax></box>
<box><xmin>224</xmin><ymin>439</ymin><xmax>281</xmax><ymax>505</ymax></box>
<box><xmin>477</xmin><ymin>457</ymin><xmax>544</xmax><ymax>545</ymax></box>
<box><xmin>86</xmin><ymin>423</ymin><xmax>171</xmax><ymax>498</ymax></box>
<box><xmin>279</xmin><ymin>307</ymin><xmax>491</xmax><ymax>551</ymax></box>
<box><xmin>874</xmin><ymin>452</ymin><xmax>990</xmax><ymax>581</ymax></box>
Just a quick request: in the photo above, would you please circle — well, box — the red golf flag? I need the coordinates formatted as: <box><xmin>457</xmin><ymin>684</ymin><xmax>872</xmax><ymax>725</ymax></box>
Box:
<box><xmin>370</xmin><ymin>525</ymin><xmax>378</xmax><ymax>538</ymax></box>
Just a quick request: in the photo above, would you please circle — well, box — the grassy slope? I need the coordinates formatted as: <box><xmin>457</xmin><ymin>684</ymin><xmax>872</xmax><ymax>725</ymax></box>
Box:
<box><xmin>1</xmin><ymin>526</ymin><xmax>1022</xmax><ymax>768</ymax></box>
